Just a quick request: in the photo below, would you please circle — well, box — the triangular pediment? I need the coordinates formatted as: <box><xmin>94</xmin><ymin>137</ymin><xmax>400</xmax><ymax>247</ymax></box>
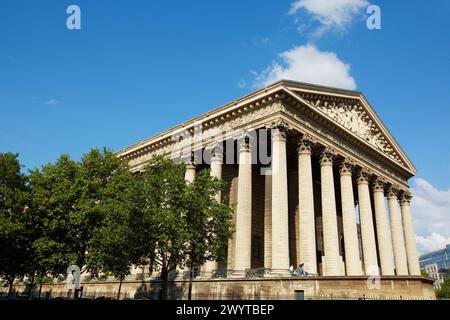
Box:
<box><xmin>278</xmin><ymin>82</ymin><xmax>415</xmax><ymax>175</ymax></box>
<box><xmin>117</xmin><ymin>79</ymin><xmax>416</xmax><ymax>177</ymax></box>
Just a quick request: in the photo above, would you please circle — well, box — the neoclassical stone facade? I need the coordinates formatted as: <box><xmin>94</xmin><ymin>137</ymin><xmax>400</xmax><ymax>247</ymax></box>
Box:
<box><xmin>113</xmin><ymin>80</ymin><xmax>429</xmax><ymax>298</ymax></box>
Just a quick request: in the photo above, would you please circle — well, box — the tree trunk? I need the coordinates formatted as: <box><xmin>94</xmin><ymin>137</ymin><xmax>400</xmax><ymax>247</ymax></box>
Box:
<box><xmin>188</xmin><ymin>245</ymin><xmax>196</xmax><ymax>301</ymax></box>
<box><xmin>188</xmin><ymin>260</ymin><xmax>194</xmax><ymax>300</ymax></box>
<box><xmin>28</xmin><ymin>271</ymin><xmax>36</xmax><ymax>300</ymax></box>
<box><xmin>38</xmin><ymin>281</ymin><xmax>43</xmax><ymax>300</ymax></box>
<box><xmin>117</xmin><ymin>276</ymin><xmax>123</xmax><ymax>300</ymax></box>
<box><xmin>7</xmin><ymin>273</ymin><xmax>15</xmax><ymax>298</ymax></box>
<box><xmin>160</xmin><ymin>268</ymin><xmax>169</xmax><ymax>300</ymax></box>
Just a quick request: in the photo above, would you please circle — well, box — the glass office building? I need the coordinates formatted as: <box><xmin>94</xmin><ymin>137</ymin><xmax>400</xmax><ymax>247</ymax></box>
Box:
<box><xmin>419</xmin><ymin>244</ymin><xmax>450</xmax><ymax>277</ymax></box>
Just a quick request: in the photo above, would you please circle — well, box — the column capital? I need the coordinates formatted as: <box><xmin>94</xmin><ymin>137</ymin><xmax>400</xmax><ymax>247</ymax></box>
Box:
<box><xmin>183</xmin><ymin>151</ymin><xmax>195</xmax><ymax>165</ymax></box>
<box><xmin>297</xmin><ymin>134</ymin><xmax>316</xmax><ymax>155</ymax></box>
<box><xmin>400</xmin><ymin>191</ymin><xmax>412</xmax><ymax>205</ymax></box>
<box><xmin>387</xmin><ymin>186</ymin><xmax>400</xmax><ymax>199</ymax></box>
<box><xmin>268</xmin><ymin>119</ymin><xmax>291</xmax><ymax>142</ymax></box>
<box><xmin>206</xmin><ymin>142</ymin><xmax>224</xmax><ymax>162</ymax></box>
<box><xmin>372</xmin><ymin>177</ymin><xmax>387</xmax><ymax>193</ymax></box>
<box><xmin>267</xmin><ymin>119</ymin><xmax>292</xmax><ymax>131</ymax></box>
<box><xmin>339</xmin><ymin>158</ymin><xmax>355</xmax><ymax>176</ymax></box>
<box><xmin>356</xmin><ymin>168</ymin><xmax>371</xmax><ymax>185</ymax></box>
<box><xmin>236</xmin><ymin>133</ymin><xmax>253</xmax><ymax>153</ymax></box>
<box><xmin>319</xmin><ymin>147</ymin><xmax>336</xmax><ymax>166</ymax></box>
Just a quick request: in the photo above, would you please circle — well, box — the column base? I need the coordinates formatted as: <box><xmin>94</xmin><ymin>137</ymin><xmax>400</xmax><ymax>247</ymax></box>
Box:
<box><xmin>322</xmin><ymin>255</ymin><xmax>344</xmax><ymax>276</ymax></box>
<box><xmin>269</xmin><ymin>268</ymin><xmax>291</xmax><ymax>277</ymax></box>
<box><xmin>228</xmin><ymin>270</ymin><xmax>246</xmax><ymax>278</ymax></box>
<box><xmin>196</xmin><ymin>271</ymin><xmax>213</xmax><ymax>279</ymax></box>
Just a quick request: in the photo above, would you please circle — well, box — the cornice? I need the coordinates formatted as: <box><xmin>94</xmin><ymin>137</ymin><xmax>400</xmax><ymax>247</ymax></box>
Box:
<box><xmin>116</xmin><ymin>80</ymin><xmax>416</xmax><ymax>185</ymax></box>
<box><xmin>280</xmin><ymin>88</ymin><xmax>415</xmax><ymax>178</ymax></box>
<box><xmin>289</xmin><ymin>90</ymin><xmax>414</xmax><ymax>173</ymax></box>
<box><xmin>116</xmin><ymin>86</ymin><xmax>287</xmax><ymax>160</ymax></box>
<box><xmin>277</xmin><ymin>110</ymin><xmax>409</xmax><ymax>188</ymax></box>
<box><xmin>279</xmin><ymin>80</ymin><xmax>416</xmax><ymax>175</ymax></box>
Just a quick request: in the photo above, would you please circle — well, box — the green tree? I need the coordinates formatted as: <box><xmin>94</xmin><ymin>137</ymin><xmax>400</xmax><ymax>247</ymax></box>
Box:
<box><xmin>2</xmin><ymin>149</ymin><xmax>234</xmax><ymax>301</ymax></box>
<box><xmin>183</xmin><ymin>169</ymin><xmax>233</xmax><ymax>300</ymax></box>
<box><xmin>436</xmin><ymin>279</ymin><xmax>450</xmax><ymax>299</ymax></box>
<box><xmin>131</xmin><ymin>156</ymin><xmax>188</xmax><ymax>300</ymax></box>
<box><xmin>72</xmin><ymin>148</ymin><xmax>130</xmax><ymax>271</ymax></box>
<box><xmin>28</xmin><ymin>148</ymin><xmax>129</xmax><ymax>298</ymax></box>
<box><xmin>28</xmin><ymin>154</ymin><xmax>80</xmax><ymax>289</ymax></box>
<box><xmin>131</xmin><ymin>156</ymin><xmax>233</xmax><ymax>300</ymax></box>
<box><xmin>87</xmin><ymin>158</ymin><xmax>137</xmax><ymax>299</ymax></box>
<box><xmin>0</xmin><ymin>152</ymin><xmax>30</xmax><ymax>297</ymax></box>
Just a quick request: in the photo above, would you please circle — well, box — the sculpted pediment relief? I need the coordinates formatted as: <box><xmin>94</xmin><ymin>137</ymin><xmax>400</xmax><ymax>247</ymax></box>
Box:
<box><xmin>293</xmin><ymin>91</ymin><xmax>405</xmax><ymax>167</ymax></box>
<box><xmin>119</xmin><ymin>80</ymin><xmax>415</xmax><ymax>177</ymax></box>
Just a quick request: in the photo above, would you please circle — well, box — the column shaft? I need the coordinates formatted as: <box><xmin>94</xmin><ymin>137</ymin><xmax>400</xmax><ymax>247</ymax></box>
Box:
<box><xmin>203</xmin><ymin>153</ymin><xmax>223</xmax><ymax>275</ymax></box>
<box><xmin>271</xmin><ymin>128</ymin><xmax>290</xmax><ymax>275</ymax></box>
<box><xmin>185</xmin><ymin>163</ymin><xmax>196</xmax><ymax>183</ymax></box>
<box><xmin>179</xmin><ymin>162</ymin><xmax>196</xmax><ymax>278</ymax></box>
<box><xmin>373</xmin><ymin>179</ymin><xmax>395</xmax><ymax>275</ymax></box>
<box><xmin>210</xmin><ymin>156</ymin><xmax>223</xmax><ymax>202</ymax></box>
<box><xmin>357</xmin><ymin>170</ymin><xmax>379</xmax><ymax>275</ymax></box>
<box><xmin>388</xmin><ymin>188</ymin><xmax>409</xmax><ymax>275</ymax></box>
<box><xmin>297</xmin><ymin>136</ymin><xmax>317</xmax><ymax>274</ymax></box>
<box><xmin>401</xmin><ymin>192</ymin><xmax>421</xmax><ymax>275</ymax></box>
<box><xmin>264</xmin><ymin>171</ymin><xmax>272</xmax><ymax>269</ymax></box>
<box><xmin>320</xmin><ymin>148</ymin><xmax>342</xmax><ymax>276</ymax></box>
<box><xmin>339</xmin><ymin>160</ymin><xmax>362</xmax><ymax>275</ymax></box>
<box><xmin>234</xmin><ymin>140</ymin><xmax>252</xmax><ymax>275</ymax></box>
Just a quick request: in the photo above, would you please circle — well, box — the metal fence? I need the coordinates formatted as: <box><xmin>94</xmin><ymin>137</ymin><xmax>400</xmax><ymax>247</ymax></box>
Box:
<box><xmin>0</xmin><ymin>290</ymin><xmax>433</xmax><ymax>301</ymax></box>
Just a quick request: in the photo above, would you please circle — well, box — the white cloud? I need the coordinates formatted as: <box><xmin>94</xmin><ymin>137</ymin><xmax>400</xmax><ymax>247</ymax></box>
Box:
<box><xmin>253</xmin><ymin>44</ymin><xmax>356</xmax><ymax>90</ymax></box>
<box><xmin>289</xmin><ymin>0</ymin><xmax>368</xmax><ymax>34</ymax></box>
<box><xmin>45</xmin><ymin>98</ymin><xmax>59</xmax><ymax>106</ymax></box>
<box><xmin>416</xmin><ymin>233</ymin><xmax>450</xmax><ymax>255</ymax></box>
<box><xmin>410</xmin><ymin>178</ymin><xmax>450</xmax><ymax>255</ymax></box>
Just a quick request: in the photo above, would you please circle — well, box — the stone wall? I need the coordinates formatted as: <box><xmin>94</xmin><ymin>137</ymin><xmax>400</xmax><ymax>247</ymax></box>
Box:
<box><xmin>3</xmin><ymin>277</ymin><xmax>435</xmax><ymax>300</ymax></box>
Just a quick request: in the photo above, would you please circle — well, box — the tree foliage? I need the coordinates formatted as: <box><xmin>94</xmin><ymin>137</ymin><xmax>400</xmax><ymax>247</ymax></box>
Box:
<box><xmin>183</xmin><ymin>169</ymin><xmax>233</xmax><ymax>269</ymax></box>
<box><xmin>27</xmin><ymin>148</ymin><xmax>131</xmax><ymax>278</ymax></box>
<box><xmin>86</xmin><ymin>157</ymin><xmax>137</xmax><ymax>298</ymax></box>
<box><xmin>28</xmin><ymin>154</ymin><xmax>79</xmax><ymax>277</ymax></box>
<box><xmin>436</xmin><ymin>278</ymin><xmax>450</xmax><ymax>299</ymax></box>
<box><xmin>130</xmin><ymin>156</ymin><xmax>233</xmax><ymax>299</ymax></box>
<box><xmin>0</xmin><ymin>153</ymin><xmax>30</xmax><ymax>293</ymax></box>
<box><xmin>130</xmin><ymin>156</ymin><xmax>187</xmax><ymax>299</ymax></box>
<box><xmin>0</xmin><ymin>151</ymin><xmax>234</xmax><ymax>300</ymax></box>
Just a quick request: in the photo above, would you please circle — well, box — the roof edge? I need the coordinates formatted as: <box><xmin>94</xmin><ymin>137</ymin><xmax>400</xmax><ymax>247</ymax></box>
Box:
<box><xmin>116</xmin><ymin>80</ymin><xmax>362</xmax><ymax>156</ymax></box>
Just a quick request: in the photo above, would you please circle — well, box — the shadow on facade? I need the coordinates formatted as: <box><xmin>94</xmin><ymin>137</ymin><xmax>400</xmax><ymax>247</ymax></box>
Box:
<box><xmin>133</xmin><ymin>278</ymin><xmax>185</xmax><ymax>300</ymax></box>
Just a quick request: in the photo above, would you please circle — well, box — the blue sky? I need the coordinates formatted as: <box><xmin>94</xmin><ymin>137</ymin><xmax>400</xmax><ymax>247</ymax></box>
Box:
<box><xmin>1</xmin><ymin>1</ymin><xmax>449</xmax><ymax>252</ymax></box>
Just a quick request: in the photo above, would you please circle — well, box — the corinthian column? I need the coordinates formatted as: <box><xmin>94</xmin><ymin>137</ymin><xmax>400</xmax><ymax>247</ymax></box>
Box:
<box><xmin>320</xmin><ymin>147</ymin><xmax>342</xmax><ymax>276</ymax></box>
<box><xmin>210</xmin><ymin>149</ymin><xmax>223</xmax><ymax>202</ymax></box>
<box><xmin>234</xmin><ymin>136</ymin><xmax>252</xmax><ymax>276</ymax></box>
<box><xmin>178</xmin><ymin>161</ymin><xmax>196</xmax><ymax>279</ymax></box>
<box><xmin>264</xmin><ymin>169</ymin><xmax>272</xmax><ymax>270</ymax></box>
<box><xmin>388</xmin><ymin>187</ymin><xmax>409</xmax><ymax>275</ymax></box>
<box><xmin>356</xmin><ymin>169</ymin><xmax>379</xmax><ymax>275</ymax></box>
<box><xmin>372</xmin><ymin>178</ymin><xmax>395</xmax><ymax>275</ymax></box>
<box><xmin>400</xmin><ymin>192</ymin><xmax>421</xmax><ymax>275</ymax></box>
<box><xmin>185</xmin><ymin>162</ymin><xmax>196</xmax><ymax>184</ymax></box>
<box><xmin>270</xmin><ymin>122</ymin><xmax>290</xmax><ymax>276</ymax></box>
<box><xmin>203</xmin><ymin>148</ymin><xmax>223</xmax><ymax>276</ymax></box>
<box><xmin>297</xmin><ymin>135</ymin><xmax>317</xmax><ymax>275</ymax></box>
<box><xmin>339</xmin><ymin>159</ymin><xmax>362</xmax><ymax>275</ymax></box>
